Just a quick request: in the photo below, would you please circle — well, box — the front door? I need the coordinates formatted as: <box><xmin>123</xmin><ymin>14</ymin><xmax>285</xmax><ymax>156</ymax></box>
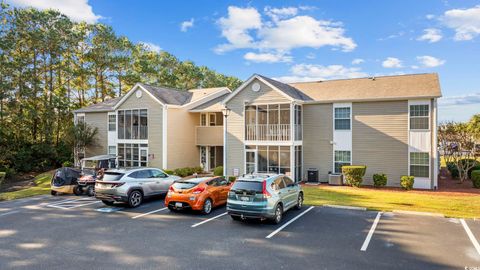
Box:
<box><xmin>245</xmin><ymin>149</ymin><xmax>257</xmax><ymax>174</ymax></box>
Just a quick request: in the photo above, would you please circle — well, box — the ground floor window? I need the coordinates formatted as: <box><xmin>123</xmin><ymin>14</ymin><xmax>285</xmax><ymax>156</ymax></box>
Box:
<box><xmin>295</xmin><ymin>146</ymin><xmax>302</xmax><ymax>181</ymax></box>
<box><xmin>410</xmin><ymin>152</ymin><xmax>429</xmax><ymax>177</ymax></box>
<box><xmin>118</xmin><ymin>143</ymin><xmax>148</xmax><ymax>167</ymax></box>
<box><xmin>199</xmin><ymin>146</ymin><xmax>223</xmax><ymax>171</ymax></box>
<box><xmin>108</xmin><ymin>146</ymin><xmax>116</xmax><ymax>155</ymax></box>
<box><xmin>246</xmin><ymin>145</ymin><xmax>291</xmax><ymax>175</ymax></box>
<box><xmin>334</xmin><ymin>150</ymin><xmax>351</xmax><ymax>174</ymax></box>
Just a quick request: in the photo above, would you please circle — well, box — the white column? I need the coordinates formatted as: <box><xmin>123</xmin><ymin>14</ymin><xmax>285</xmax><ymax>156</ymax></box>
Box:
<box><xmin>290</xmin><ymin>103</ymin><xmax>295</xmax><ymax>179</ymax></box>
<box><xmin>433</xmin><ymin>99</ymin><xmax>438</xmax><ymax>189</ymax></box>
<box><xmin>223</xmin><ymin>115</ymin><xmax>227</xmax><ymax>176</ymax></box>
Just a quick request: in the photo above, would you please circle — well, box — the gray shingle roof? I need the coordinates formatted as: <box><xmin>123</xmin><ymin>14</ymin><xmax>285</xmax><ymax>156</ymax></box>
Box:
<box><xmin>139</xmin><ymin>83</ymin><xmax>192</xmax><ymax>105</ymax></box>
<box><xmin>256</xmin><ymin>74</ymin><xmax>313</xmax><ymax>101</ymax></box>
<box><xmin>73</xmin><ymin>97</ymin><xmax>121</xmax><ymax>113</ymax></box>
<box><xmin>189</xmin><ymin>93</ymin><xmax>230</xmax><ymax>111</ymax></box>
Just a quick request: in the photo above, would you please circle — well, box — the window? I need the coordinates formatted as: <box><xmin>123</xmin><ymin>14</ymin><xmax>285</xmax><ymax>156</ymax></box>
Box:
<box><xmin>410</xmin><ymin>152</ymin><xmax>429</xmax><ymax>178</ymax></box>
<box><xmin>295</xmin><ymin>146</ymin><xmax>302</xmax><ymax>182</ymax></box>
<box><xmin>209</xmin><ymin>113</ymin><xmax>216</xmax><ymax>126</ymax></box>
<box><xmin>334</xmin><ymin>107</ymin><xmax>351</xmax><ymax>130</ymax></box>
<box><xmin>244</xmin><ymin>104</ymin><xmax>292</xmax><ymax>141</ymax></box>
<box><xmin>118</xmin><ymin>143</ymin><xmax>147</xmax><ymax>167</ymax></box>
<box><xmin>283</xmin><ymin>176</ymin><xmax>295</xmax><ymax>187</ymax></box>
<box><xmin>150</xmin><ymin>169</ymin><xmax>167</xmax><ymax>178</ymax></box>
<box><xmin>76</xmin><ymin>115</ymin><xmax>85</xmax><ymax>125</ymax></box>
<box><xmin>108</xmin><ymin>146</ymin><xmax>116</xmax><ymax>155</ymax></box>
<box><xmin>108</xmin><ymin>114</ymin><xmax>116</xmax><ymax>131</ymax></box>
<box><xmin>200</xmin><ymin>113</ymin><xmax>207</xmax><ymax>126</ymax></box>
<box><xmin>334</xmin><ymin>151</ymin><xmax>351</xmax><ymax>174</ymax></box>
<box><xmin>294</xmin><ymin>105</ymin><xmax>302</xmax><ymax>140</ymax></box>
<box><xmin>271</xmin><ymin>177</ymin><xmax>285</xmax><ymax>191</ymax></box>
<box><xmin>130</xmin><ymin>170</ymin><xmax>151</xmax><ymax>179</ymax></box>
<box><xmin>117</xmin><ymin>109</ymin><xmax>148</xmax><ymax>139</ymax></box>
<box><xmin>247</xmin><ymin>145</ymin><xmax>291</xmax><ymax>175</ymax></box>
<box><xmin>410</xmin><ymin>105</ymin><xmax>429</xmax><ymax>130</ymax></box>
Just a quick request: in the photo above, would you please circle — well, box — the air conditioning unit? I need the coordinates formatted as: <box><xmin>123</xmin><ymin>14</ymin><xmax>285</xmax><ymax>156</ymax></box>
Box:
<box><xmin>328</xmin><ymin>174</ymin><xmax>343</xmax><ymax>186</ymax></box>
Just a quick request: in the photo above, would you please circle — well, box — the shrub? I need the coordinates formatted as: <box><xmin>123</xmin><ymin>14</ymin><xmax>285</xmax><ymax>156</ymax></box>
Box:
<box><xmin>400</xmin><ymin>176</ymin><xmax>415</xmax><ymax>190</ymax></box>
<box><xmin>163</xmin><ymin>169</ymin><xmax>174</xmax><ymax>175</ymax></box>
<box><xmin>193</xmin><ymin>166</ymin><xmax>204</xmax><ymax>174</ymax></box>
<box><xmin>0</xmin><ymin>172</ymin><xmax>5</xmax><ymax>187</ymax></box>
<box><xmin>446</xmin><ymin>162</ymin><xmax>459</xmax><ymax>179</ymax></box>
<box><xmin>342</xmin><ymin>165</ymin><xmax>367</xmax><ymax>187</ymax></box>
<box><xmin>172</xmin><ymin>167</ymin><xmax>204</xmax><ymax>177</ymax></box>
<box><xmin>373</xmin><ymin>173</ymin><xmax>387</xmax><ymax>187</ymax></box>
<box><xmin>468</xmin><ymin>164</ymin><xmax>480</xmax><ymax>180</ymax></box>
<box><xmin>472</xmin><ymin>170</ymin><xmax>480</xmax><ymax>189</ymax></box>
<box><xmin>213</xmin><ymin>166</ymin><xmax>223</xmax><ymax>176</ymax></box>
<box><xmin>62</xmin><ymin>161</ymin><xmax>73</xmax><ymax>167</ymax></box>
<box><xmin>228</xmin><ymin>176</ymin><xmax>236</xmax><ymax>183</ymax></box>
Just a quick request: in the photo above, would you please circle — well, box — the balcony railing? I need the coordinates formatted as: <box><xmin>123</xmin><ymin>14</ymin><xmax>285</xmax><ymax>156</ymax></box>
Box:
<box><xmin>245</xmin><ymin>124</ymin><xmax>291</xmax><ymax>141</ymax></box>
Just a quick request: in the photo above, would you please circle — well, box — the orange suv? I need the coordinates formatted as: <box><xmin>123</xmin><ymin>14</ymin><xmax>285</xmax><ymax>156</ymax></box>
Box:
<box><xmin>165</xmin><ymin>176</ymin><xmax>232</xmax><ymax>214</ymax></box>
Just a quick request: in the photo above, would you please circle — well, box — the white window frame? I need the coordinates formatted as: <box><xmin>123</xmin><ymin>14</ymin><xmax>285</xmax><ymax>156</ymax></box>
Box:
<box><xmin>108</xmin><ymin>145</ymin><xmax>117</xmax><ymax>155</ymax></box>
<box><xmin>334</xmin><ymin>150</ymin><xmax>351</xmax><ymax>174</ymax></box>
<box><xmin>334</xmin><ymin>107</ymin><xmax>351</xmax><ymax>131</ymax></box>
<box><xmin>409</xmin><ymin>103</ymin><xmax>430</xmax><ymax>131</ymax></box>
<box><xmin>108</xmin><ymin>113</ymin><xmax>116</xmax><ymax>132</ymax></box>
<box><xmin>409</xmin><ymin>152</ymin><xmax>430</xmax><ymax>178</ymax></box>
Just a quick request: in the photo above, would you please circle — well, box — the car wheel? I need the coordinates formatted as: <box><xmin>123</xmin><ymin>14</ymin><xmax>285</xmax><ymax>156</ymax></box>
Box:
<box><xmin>230</xmin><ymin>215</ymin><xmax>241</xmax><ymax>221</ymax></box>
<box><xmin>128</xmin><ymin>190</ymin><xmax>143</xmax><ymax>208</ymax></box>
<box><xmin>271</xmin><ymin>204</ymin><xmax>283</xmax><ymax>224</ymax></box>
<box><xmin>86</xmin><ymin>185</ymin><xmax>95</xmax><ymax>197</ymax></box>
<box><xmin>202</xmin><ymin>198</ymin><xmax>212</xmax><ymax>215</ymax></box>
<box><xmin>102</xmin><ymin>200</ymin><xmax>115</xmax><ymax>206</ymax></box>
<box><xmin>51</xmin><ymin>190</ymin><xmax>57</xmax><ymax>196</ymax></box>
<box><xmin>294</xmin><ymin>193</ymin><xmax>304</xmax><ymax>210</ymax></box>
<box><xmin>73</xmin><ymin>185</ymin><xmax>83</xmax><ymax>196</ymax></box>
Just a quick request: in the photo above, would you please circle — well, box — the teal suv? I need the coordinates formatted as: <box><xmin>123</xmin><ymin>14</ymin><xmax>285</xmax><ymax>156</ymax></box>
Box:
<box><xmin>227</xmin><ymin>174</ymin><xmax>303</xmax><ymax>224</ymax></box>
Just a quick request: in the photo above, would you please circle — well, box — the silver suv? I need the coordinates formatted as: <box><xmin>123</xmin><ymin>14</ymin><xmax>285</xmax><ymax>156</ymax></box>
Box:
<box><xmin>95</xmin><ymin>168</ymin><xmax>181</xmax><ymax>207</ymax></box>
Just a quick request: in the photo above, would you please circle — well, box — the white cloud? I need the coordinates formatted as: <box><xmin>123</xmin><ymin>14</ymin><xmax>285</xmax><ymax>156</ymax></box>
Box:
<box><xmin>7</xmin><ymin>0</ymin><xmax>101</xmax><ymax>23</ymax></box>
<box><xmin>438</xmin><ymin>92</ymin><xmax>480</xmax><ymax>106</ymax></box>
<box><xmin>416</xmin><ymin>55</ymin><xmax>445</xmax><ymax>67</ymax></box>
<box><xmin>382</xmin><ymin>57</ymin><xmax>403</xmax><ymax>68</ymax></box>
<box><xmin>274</xmin><ymin>63</ymin><xmax>367</xmax><ymax>82</ymax></box>
<box><xmin>180</xmin><ymin>18</ymin><xmax>194</xmax><ymax>32</ymax></box>
<box><xmin>351</xmin><ymin>58</ymin><xmax>364</xmax><ymax>65</ymax></box>
<box><xmin>426</xmin><ymin>14</ymin><xmax>436</xmax><ymax>20</ymax></box>
<box><xmin>244</xmin><ymin>52</ymin><xmax>292</xmax><ymax>63</ymax></box>
<box><xmin>417</xmin><ymin>28</ymin><xmax>443</xmax><ymax>43</ymax></box>
<box><xmin>215</xmin><ymin>6</ymin><xmax>356</xmax><ymax>55</ymax></box>
<box><xmin>442</xmin><ymin>5</ymin><xmax>480</xmax><ymax>41</ymax></box>
<box><xmin>140</xmin><ymin>42</ymin><xmax>162</xmax><ymax>53</ymax></box>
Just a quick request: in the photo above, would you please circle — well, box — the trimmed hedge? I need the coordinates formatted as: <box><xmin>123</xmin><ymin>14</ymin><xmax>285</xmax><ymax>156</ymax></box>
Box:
<box><xmin>342</xmin><ymin>165</ymin><xmax>367</xmax><ymax>187</ymax></box>
<box><xmin>213</xmin><ymin>166</ymin><xmax>223</xmax><ymax>176</ymax></box>
<box><xmin>472</xmin><ymin>170</ymin><xmax>480</xmax><ymax>189</ymax></box>
<box><xmin>170</xmin><ymin>167</ymin><xmax>204</xmax><ymax>177</ymax></box>
<box><xmin>228</xmin><ymin>176</ymin><xmax>236</xmax><ymax>183</ymax></box>
<box><xmin>373</xmin><ymin>173</ymin><xmax>387</xmax><ymax>187</ymax></box>
<box><xmin>400</xmin><ymin>176</ymin><xmax>415</xmax><ymax>190</ymax></box>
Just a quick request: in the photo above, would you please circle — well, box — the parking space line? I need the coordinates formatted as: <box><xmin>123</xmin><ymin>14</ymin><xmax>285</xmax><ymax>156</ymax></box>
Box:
<box><xmin>131</xmin><ymin>207</ymin><xmax>167</xmax><ymax>219</ymax></box>
<box><xmin>64</xmin><ymin>201</ymin><xmax>101</xmax><ymax>209</ymax></box>
<box><xmin>191</xmin><ymin>212</ymin><xmax>228</xmax><ymax>228</ymax></box>
<box><xmin>266</xmin><ymin>206</ymin><xmax>314</xmax><ymax>239</ymax></box>
<box><xmin>460</xmin><ymin>219</ymin><xmax>480</xmax><ymax>257</ymax></box>
<box><xmin>46</xmin><ymin>198</ymin><xmax>84</xmax><ymax>206</ymax></box>
<box><xmin>0</xmin><ymin>210</ymin><xmax>20</xmax><ymax>217</ymax></box>
<box><xmin>360</xmin><ymin>212</ymin><xmax>382</xmax><ymax>251</ymax></box>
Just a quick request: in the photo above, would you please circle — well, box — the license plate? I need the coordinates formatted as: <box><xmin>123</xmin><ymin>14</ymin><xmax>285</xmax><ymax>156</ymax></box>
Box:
<box><xmin>175</xmin><ymin>202</ymin><xmax>182</xmax><ymax>208</ymax></box>
<box><xmin>240</xmin><ymin>196</ymin><xmax>250</xmax><ymax>202</ymax></box>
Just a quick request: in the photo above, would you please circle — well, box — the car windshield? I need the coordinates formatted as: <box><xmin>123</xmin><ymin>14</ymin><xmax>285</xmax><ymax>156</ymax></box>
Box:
<box><xmin>231</xmin><ymin>180</ymin><xmax>263</xmax><ymax>192</ymax></box>
<box><xmin>103</xmin><ymin>172</ymin><xmax>124</xmax><ymax>181</ymax></box>
<box><xmin>172</xmin><ymin>182</ymin><xmax>198</xmax><ymax>190</ymax></box>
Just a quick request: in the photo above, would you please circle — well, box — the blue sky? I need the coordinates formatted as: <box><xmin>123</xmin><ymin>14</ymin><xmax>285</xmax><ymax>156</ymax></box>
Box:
<box><xmin>7</xmin><ymin>0</ymin><xmax>480</xmax><ymax>121</ymax></box>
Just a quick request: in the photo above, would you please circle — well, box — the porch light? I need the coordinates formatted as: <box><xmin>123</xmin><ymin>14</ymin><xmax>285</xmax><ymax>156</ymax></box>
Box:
<box><xmin>222</xmin><ymin>108</ymin><xmax>231</xmax><ymax>117</ymax></box>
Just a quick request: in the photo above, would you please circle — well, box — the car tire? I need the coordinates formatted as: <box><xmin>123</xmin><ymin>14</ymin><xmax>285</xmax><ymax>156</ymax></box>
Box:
<box><xmin>51</xmin><ymin>190</ymin><xmax>57</xmax><ymax>196</ymax></box>
<box><xmin>201</xmin><ymin>198</ymin><xmax>213</xmax><ymax>215</ymax></box>
<box><xmin>230</xmin><ymin>215</ymin><xmax>241</xmax><ymax>221</ymax></box>
<box><xmin>86</xmin><ymin>185</ymin><xmax>95</xmax><ymax>197</ymax></box>
<box><xmin>73</xmin><ymin>185</ymin><xmax>83</xmax><ymax>196</ymax></box>
<box><xmin>294</xmin><ymin>193</ymin><xmax>304</xmax><ymax>210</ymax></box>
<box><xmin>102</xmin><ymin>200</ymin><xmax>115</xmax><ymax>206</ymax></box>
<box><xmin>168</xmin><ymin>205</ymin><xmax>177</xmax><ymax>212</ymax></box>
<box><xmin>127</xmin><ymin>190</ymin><xmax>143</xmax><ymax>208</ymax></box>
<box><xmin>270</xmin><ymin>204</ymin><xmax>283</xmax><ymax>224</ymax></box>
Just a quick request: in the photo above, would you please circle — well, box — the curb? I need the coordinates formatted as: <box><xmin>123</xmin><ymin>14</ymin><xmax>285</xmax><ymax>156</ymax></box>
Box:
<box><xmin>392</xmin><ymin>210</ymin><xmax>445</xmax><ymax>218</ymax></box>
<box><xmin>324</xmin><ymin>204</ymin><xmax>367</xmax><ymax>211</ymax></box>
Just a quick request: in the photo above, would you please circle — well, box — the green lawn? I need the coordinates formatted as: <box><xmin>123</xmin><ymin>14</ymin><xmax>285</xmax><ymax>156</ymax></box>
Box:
<box><xmin>0</xmin><ymin>171</ymin><xmax>54</xmax><ymax>201</ymax></box>
<box><xmin>303</xmin><ymin>185</ymin><xmax>480</xmax><ymax>218</ymax></box>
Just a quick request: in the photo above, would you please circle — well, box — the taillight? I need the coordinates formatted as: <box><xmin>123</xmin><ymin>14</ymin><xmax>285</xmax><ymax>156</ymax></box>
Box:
<box><xmin>262</xmin><ymin>180</ymin><xmax>271</xmax><ymax>198</ymax></box>
<box><xmin>169</xmin><ymin>186</ymin><xmax>174</xmax><ymax>192</ymax></box>
<box><xmin>111</xmin><ymin>182</ymin><xmax>125</xmax><ymax>188</ymax></box>
<box><xmin>193</xmin><ymin>186</ymin><xmax>205</xmax><ymax>194</ymax></box>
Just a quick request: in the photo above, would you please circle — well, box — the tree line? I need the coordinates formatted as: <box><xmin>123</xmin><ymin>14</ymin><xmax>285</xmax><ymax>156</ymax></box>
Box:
<box><xmin>0</xmin><ymin>3</ymin><xmax>242</xmax><ymax>175</ymax></box>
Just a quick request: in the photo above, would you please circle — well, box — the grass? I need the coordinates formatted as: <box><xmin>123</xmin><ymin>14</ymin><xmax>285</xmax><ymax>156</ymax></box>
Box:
<box><xmin>0</xmin><ymin>171</ymin><xmax>54</xmax><ymax>201</ymax></box>
<box><xmin>303</xmin><ymin>185</ymin><xmax>480</xmax><ymax>218</ymax></box>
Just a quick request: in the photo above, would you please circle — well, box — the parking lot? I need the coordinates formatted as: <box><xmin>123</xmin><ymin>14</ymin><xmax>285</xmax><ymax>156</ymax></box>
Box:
<box><xmin>0</xmin><ymin>195</ymin><xmax>479</xmax><ymax>270</ymax></box>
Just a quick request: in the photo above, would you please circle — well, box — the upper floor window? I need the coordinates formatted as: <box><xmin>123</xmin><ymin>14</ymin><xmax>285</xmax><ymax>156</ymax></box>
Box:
<box><xmin>108</xmin><ymin>114</ymin><xmax>116</xmax><ymax>131</ymax></box>
<box><xmin>201</xmin><ymin>113</ymin><xmax>207</xmax><ymax>126</ymax></box>
<box><xmin>410</xmin><ymin>104</ymin><xmax>429</xmax><ymax>130</ymax></box>
<box><xmin>334</xmin><ymin>107</ymin><xmax>351</xmax><ymax>130</ymax></box>
<box><xmin>244</xmin><ymin>104</ymin><xmax>291</xmax><ymax>141</ymax></box>
<box><xmin>200</xmin><ymin>112</ymin><xmax>223</xmax><ymax>127</ymax></box>
<box><xmin>117</xmin><ymin>109</ymin><xmax>147</xmax><ymax>140</ymax></box>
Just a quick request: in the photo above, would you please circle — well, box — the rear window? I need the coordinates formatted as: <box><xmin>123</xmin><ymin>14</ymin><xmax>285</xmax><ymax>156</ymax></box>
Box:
<box><xmin>231</xmin><ymin>181</ymin><xmax>263</xmax><ymax>192</ymax></box>
<box><xmin>103</xmin><ymin>172</ymin><xmax>124</xmax><ymax>181</ymax></box>
<box><xmin>172</xmin><ymin>182</ymin><xmax>198</xmax><ymax>190</ymax></box>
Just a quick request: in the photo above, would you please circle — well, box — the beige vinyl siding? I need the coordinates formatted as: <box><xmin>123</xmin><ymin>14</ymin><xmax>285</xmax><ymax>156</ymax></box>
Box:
<box><xmin>84</xmin><ymin>112</ymin><xmax>108</xmax><ymax>157</ymax></box>
<box><xmin>352</xmin><ymin>101</ymin><xmax>408</xmax><ymax>186</ymax></box>
<box><xmin>225</xmin><ymin>78</ymin><xmax>291</xmax><ymax>176</ymax></box>
<box><xmin>166</xmin><ymin>108</ymin><xmax>199</xmax><ymax>169</ymax></box>
<box><xmin>196</xmin><ymin>126</ymin><xmax>223</xmax><ymax>146</ymax></box>
<box><xmin>303</xmin><ymin>104</ymin><xmax>333</xmax><ymax>181</ymax></box>
<box><xmin>118</xmin><ymin>88</ymin><xmax>163</xmax><ymax>168</ymax></box>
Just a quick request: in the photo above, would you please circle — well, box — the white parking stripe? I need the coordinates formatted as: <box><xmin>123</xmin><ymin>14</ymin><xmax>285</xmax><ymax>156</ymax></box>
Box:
<box><xmin>0</xmin><ymin>210</ymin><xmax>20</xmax><ymax>217</ymax></box>
<box><xmin>460</xmin><ymin>219</ymin><xmax>480</xmax><ymax>257</ymax></box>
<box><xmin>131</xmin><ymin>207</ymin><xmax>167</xmax><ymax>219</ymax></box>
<box><xmin>191</xmin><ymin>212</ymin><xmax>228</xmax><ymax>228</ymax></box>
<box><xmin>46</xmin><ymin>198</ymin><xmax>84</xmax><ymax>206</ymax></box>
<box><xmin>360</xmin><ymin>212</ymin><xmax>382</xmax><ymax>251</ymax></box>
<box><xmin>266</xmin><ymin>206</ymin><xmax>314</xmax><ymax>239</ymax></box>
<box><xmin>64</xmin><ymin>201</ymin><xmax>101</xmax><ymax>209</ymax></box>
